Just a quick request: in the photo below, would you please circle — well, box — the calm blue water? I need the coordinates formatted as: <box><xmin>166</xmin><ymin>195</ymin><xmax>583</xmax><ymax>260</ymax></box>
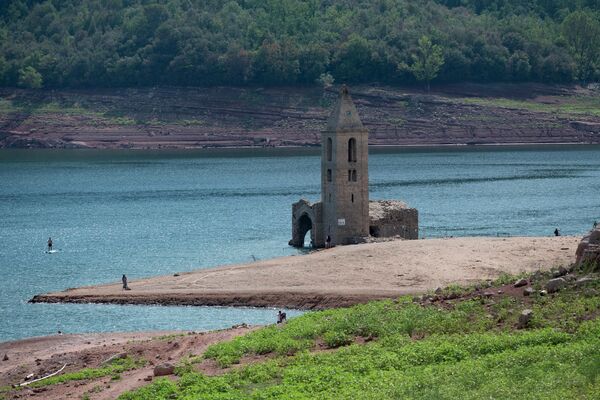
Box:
<box><xmin>1</xmin><ymin>146</ymin><xmax>599</xmax><ymax>342</ymax></box>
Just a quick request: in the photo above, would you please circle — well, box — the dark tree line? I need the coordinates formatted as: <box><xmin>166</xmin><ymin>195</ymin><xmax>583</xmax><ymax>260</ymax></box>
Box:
<box><xmin>0</xmin><ymin>0</ymin><xmax>599</xmax><ymax>88</ymax></box>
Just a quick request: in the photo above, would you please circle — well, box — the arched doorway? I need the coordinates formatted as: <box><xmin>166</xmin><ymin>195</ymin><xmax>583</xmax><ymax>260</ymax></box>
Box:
<box><xmin>297</xmin><ymin>213</ymin><xmax>313</xmax><ymax>248</ymax></box>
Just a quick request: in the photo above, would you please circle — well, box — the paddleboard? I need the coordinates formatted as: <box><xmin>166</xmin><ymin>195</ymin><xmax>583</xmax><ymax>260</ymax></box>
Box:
<box><xmin>45</xmin><ymin>249</ymin><xmax>58</xmax><ymax>254</ymax></box>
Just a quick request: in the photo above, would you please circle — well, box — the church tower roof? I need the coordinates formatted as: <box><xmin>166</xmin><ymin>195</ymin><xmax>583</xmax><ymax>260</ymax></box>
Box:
<box><xmin>325</xmin><ymin>85</ymin><xmax>366</xmax><ymax>132</ymax></box>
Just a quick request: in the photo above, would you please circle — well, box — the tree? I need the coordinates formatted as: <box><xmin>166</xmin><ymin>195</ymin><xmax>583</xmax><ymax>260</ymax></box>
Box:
<box><xmin>507</xmin><ymin>51</ymin><xmax>531</xmax><ymax>81</ymax></box>
<box><xmin>18</xmin><ymin>66</ymin><xmax>43</xmax><ymax>88</ymax></box>
<box><xmin>316</xmin><ymin>72</ymin><xmax>334</xmax><ymax>88</ymax></box>
<box><xmin>333</xmin><ymin>35</ymin><xmax>375</xmax><ymax>83</ymax></box>
<box><xmin>408</xmin><ymin>36</ymin><xmax>445</xmax><ymax>92</ymax></box>
<box><xmin>0</xmin><ymin>55</ymin><xmax>7</xmax><ymax>84</ymax></box>
<box><xmin>562</xmin><ymin>11</ymin><xmax>600</xmax><ymax>82</ymax></box>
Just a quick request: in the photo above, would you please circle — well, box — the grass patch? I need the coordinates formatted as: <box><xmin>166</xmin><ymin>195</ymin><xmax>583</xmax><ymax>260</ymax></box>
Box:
<box><xmin>387</xmin><ymin>117</ymin><xmax>405</xmax><ymax>127</ymax></box>
<box><xmin>202</xmin><ymin>297</ymin><xmax>494</xmax><ymax>368</ymax></box>
<box><xmin>120</xmin><ymin>269</ymin><xmax>600</xmax><ymax>399</ymax></box>
<box><xmin>29</xmin><ymin>356</ymin><xmax>145</xmax><ymax>388</ymax></box>
<box><xmin>3</xmin><ymin>99</ymin><xmax>103</xmax><ymax>117</ymax></box>
<box><xmin>179</xmin><ymin>119</ymin><xmax>205</xmax><ymax>126</ymax></box>
<box><xmin>492</xmin><ymin>271</ymin><xmax>528</xmax><ymax>286</ymax></box>
<box><xmin>121</xmin><ymin>324</ymin><xmax>600</xmax><ymax>399</ymax></box>
<box><xmin>155</xmin><ymin>333</ymin><xmax>186</xmax><ymax>341</ymax></box>
<box><xmin>0</xmin><ymin>97</ymin><xmax>205</xmax><ymax>127</ymax></box>
<box><xmin>456</xmin><ymin>95</ymin><xmax>600</xmax><ymax>117</ymax></box>
<box><xmin>0</xmin><ymin>98</ymin><xmax>17</xmax><ymax>113</ymax></box>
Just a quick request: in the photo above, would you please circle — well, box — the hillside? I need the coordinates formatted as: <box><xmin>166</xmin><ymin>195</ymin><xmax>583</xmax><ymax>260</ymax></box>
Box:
<box><xmin>1</xmin><ymin>0</ymin><xmax>599</xmax><ymax>89</ymax></box>
<box><xmin>1</xmin><ymin>84</ymin><xmax>600</xmax><ymax>149</ymax></box>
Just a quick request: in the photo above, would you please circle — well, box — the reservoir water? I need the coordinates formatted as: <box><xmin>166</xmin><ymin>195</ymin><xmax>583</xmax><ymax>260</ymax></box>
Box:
<box><xmin>1</xmin><ymin>145</ymin><xmax>599</xmax><ymax>341</ymax></box>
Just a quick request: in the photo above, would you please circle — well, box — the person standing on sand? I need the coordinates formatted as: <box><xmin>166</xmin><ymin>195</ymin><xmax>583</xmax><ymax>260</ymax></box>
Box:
<box><xmin>122</xmin><ymin>274</ymin><xmax>130</xmax><ymax>290</ymax></box>
<box><xmin>325</xmin><ymin>235</ymin><xmax>331</xmax><ymax>248</ymax></box>
<box><xmin>594</xmin><ymin>221</ymin><xmax>598</xmax><ymax>229</ymax></box>
<box><xmin>47</xmin><ymin>237</ymin><xmax>53</xmax><ymax>251</ymax></box>
<box><xmin>554</xmin><ymin>228</ymin><xmax>560</xmax><ymax>236</ymax></box>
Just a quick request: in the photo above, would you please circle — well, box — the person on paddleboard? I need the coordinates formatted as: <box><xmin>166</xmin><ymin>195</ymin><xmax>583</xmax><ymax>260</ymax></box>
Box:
<box><xmin>47</xmin><ymin>237</ymin><xmax>53</xmax><ymax>252</ymax></box>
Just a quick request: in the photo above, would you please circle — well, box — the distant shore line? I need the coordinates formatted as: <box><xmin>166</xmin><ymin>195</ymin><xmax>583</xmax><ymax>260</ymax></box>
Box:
<box><xmin>2</xmin><ymin>142</ymin><xmax>599</xmax><ymax>155</ymax></box>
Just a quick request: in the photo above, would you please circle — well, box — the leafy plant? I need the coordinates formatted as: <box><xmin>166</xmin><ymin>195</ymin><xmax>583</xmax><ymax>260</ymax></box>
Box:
<box><xmin>120</xmin><ymin>273</ymin><xmax>600</xmax><ymax>400</ymax></box>
<box><xmin>29</xmin><ymin>356</ymin><xmax>145</xmax><ymax>388</ymax></box>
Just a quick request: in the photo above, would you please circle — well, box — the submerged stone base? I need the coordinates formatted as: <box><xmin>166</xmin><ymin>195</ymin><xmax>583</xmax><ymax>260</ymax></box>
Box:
<box><xmin>290</xmin><ymin>199</ymin><xmax>418</xmax><ymax>248</ymax></box>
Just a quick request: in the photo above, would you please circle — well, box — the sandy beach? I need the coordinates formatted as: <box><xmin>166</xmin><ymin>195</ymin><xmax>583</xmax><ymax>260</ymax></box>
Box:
<box><xmin>31</xmin><ymin>236</ymin><xmax>580</xmax><ymax>309</ymax></box>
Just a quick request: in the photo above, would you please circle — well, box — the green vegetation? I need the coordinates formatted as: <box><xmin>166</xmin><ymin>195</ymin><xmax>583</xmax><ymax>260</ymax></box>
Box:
<box><xmin>1</xmin><ymin>1</ymin><xmax>599</xmax><ymax>89</ymax></box>
<box><xmin>0</xmin><ymin>98</ymin><xmax>101</xmax><ymax>117</ymax></box>
<box><xmin>155</xmin><ymin>333</ymin><xmax>187</xmax><ymax>341</ymax></box>
<box><xmin>120</xmin><ymin>271</ymin><xmax>600</xmax><ymax>399</ymax></box>
<box><xmin>0</xmin><ymin>97</ymin><xmax>179</xmax><ymax>125</ymax></box>
<box><xmin>405</xmin><ymin>36</ymin><xmax>445</xmax><ymax>92</ymax></box>
<box><xmin>456</xmin><ymin>95</ymin><xmax>600</xmax><ymax>117</ymax></box>
<box><xmin>17</xmin><ymin>66</ymin><xmax>42</xmax><ymax>89</ymax></box>
<box><xmin>28</xmin><ymin>356</ymin><xmax>145</xmax><ymax>388</ymax></box>
<box><xmin>562</xmin><ymin>11</ymin><xmax>600</xmax><ymax>82</ymax></box>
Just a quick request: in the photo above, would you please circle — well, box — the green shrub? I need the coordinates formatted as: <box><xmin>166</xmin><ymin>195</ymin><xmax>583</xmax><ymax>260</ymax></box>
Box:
<box><xmin>31</xmin><ymin>356</ymin><xmax>145</xmax><ymax>388</ymax></box>
<box><xmin>122</xmin><ymin>275</ymin><xmax>600</xmax><ymax>399</ymax></box>
<box><xmin>323</xmin><ymin>331</ymin><xmax>353</xmax><ymax>348</ymax></box>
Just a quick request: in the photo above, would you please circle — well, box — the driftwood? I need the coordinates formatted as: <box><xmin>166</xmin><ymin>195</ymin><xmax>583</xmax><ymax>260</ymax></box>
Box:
<box><xmin>18</xmin><ymin>363</ymin><xmax>67</xmax><ymax>387</ymax></box>
<box><xmin>101</xmin><ymin>352</ymin><xmax>127</xmax><ymax>365</ymax></box>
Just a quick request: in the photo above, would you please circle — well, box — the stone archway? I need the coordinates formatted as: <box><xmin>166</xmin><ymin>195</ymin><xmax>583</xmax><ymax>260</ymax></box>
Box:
<box><xmin>290</xmin><ymin>199</ymin><xmax>318</xmax><ymax>248</ymax></box>
<box><xmin>296</xmin><ymin>213</ymin><xmax>313</xmax><ymax>247</ymax></box>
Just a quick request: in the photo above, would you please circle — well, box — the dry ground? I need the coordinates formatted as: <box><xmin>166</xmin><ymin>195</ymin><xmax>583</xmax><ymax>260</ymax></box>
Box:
<box><xmin>0</xmin><ymin>327</ymin><xmax>256</xmax><ymax>400</ymax></box>
<box><xmin>32</xmin><ymin>236</ymin><xmax>580</xmax><ymax>309</ymax></box>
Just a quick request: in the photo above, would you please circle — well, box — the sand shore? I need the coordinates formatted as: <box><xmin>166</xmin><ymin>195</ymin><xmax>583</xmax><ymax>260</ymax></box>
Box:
<box><xmin>31</xmin><ymin>236</ymin><xmax>580</xmax><ymax>310</ymax></box>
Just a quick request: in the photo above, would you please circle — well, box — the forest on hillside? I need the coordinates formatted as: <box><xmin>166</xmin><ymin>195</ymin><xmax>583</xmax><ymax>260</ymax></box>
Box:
<box><xmin>0</xmin><ymin>0</ymin><xmax>599</xmax><ymax>89</ymax></box>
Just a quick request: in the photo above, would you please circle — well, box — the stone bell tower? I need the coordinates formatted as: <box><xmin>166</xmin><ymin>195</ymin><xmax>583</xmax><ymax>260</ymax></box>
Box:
<box><xmin>290</xmin><ymin>86</ymin><xmax>417</xmax><ymax>248</ymax></box>
<box><xmin>321</xmin><ymin>85</ymin><xmax>369</xmax><ymax>245</ymax></box>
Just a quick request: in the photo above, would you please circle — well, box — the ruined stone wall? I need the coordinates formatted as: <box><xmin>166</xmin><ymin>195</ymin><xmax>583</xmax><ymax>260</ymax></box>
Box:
<box><xmin>369</xmin><ymin>200</ymin><xmax>419</xmax><ymax>240</ymax></box>
<box><xmin>290</xmin><ymin>199</ymin><xmax>324</xmax><ymax>248</ymax></box>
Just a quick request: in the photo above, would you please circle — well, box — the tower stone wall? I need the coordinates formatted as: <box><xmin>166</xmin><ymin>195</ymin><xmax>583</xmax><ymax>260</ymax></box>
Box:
<box><xmin>321</xmin><ymin>86</ymin><xmax>369</xmax><ymax>245</ymax></box>
<box><xmin>290</xmin><ymin>86</ymin><xmax>418</xmax><ymax>248</ymax></box>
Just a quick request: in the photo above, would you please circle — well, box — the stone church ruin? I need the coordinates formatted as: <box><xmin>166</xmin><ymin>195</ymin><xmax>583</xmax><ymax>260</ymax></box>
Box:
<box><xmin>290</xmin><ymin>86</ymin><xmax>418</xmax><ymax>248</ymax></box>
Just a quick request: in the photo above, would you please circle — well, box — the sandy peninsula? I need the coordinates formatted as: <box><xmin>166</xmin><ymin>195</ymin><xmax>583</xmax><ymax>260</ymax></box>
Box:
<box><xmin>32</xmin><ymin>236</ymin><xmax>580</xmax><ymax>309</ymax></box>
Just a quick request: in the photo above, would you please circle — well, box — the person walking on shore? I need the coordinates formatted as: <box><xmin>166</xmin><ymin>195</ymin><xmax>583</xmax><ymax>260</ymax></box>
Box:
<box><xmin>122</xmin><ymin>274</ymin><xmax>130</xmax><ymax>290</ymax></box>
<box><xmin>554</xmin><ymin>228</ymin><xmax>560</xmax><ymax>237</ymax></box>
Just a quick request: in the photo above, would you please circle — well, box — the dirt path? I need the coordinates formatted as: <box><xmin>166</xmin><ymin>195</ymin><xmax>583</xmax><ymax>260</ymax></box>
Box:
<box><xmin>32</xmin><ymin>236</ymin><xmax>580</xmax><ymax>310</ymax></box>
<box><xmin>0</xmin><ymin>327</ymin><xmax>256</xmax><ymax>400</ymax></box>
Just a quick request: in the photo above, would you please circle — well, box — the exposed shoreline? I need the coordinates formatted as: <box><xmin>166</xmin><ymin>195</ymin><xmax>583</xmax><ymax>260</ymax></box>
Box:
<box><xmin>2</xmin><ymin>84</ymin><xmax>599</xmax><ymax>150</ymax></box>
<box><xmin>0</xmin><ymin>327</ymin><xmax>257</xmax><ymax>399</ymax></box>
<box><xmin>31</xmin><ymin>236</ymin><xmax>580</xmax><ymax>310</ymax></box>
<box><xmin>3</xmin><ymin>142</ymin><xmax>600</xmax><ymax>153</ymax></box>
